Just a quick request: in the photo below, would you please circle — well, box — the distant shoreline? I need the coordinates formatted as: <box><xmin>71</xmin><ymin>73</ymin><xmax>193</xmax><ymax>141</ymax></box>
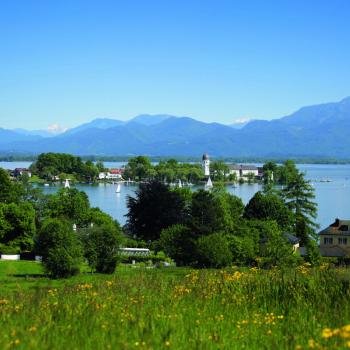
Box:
<box><xmin>1</xmin><ymin>155</ymin><xmax>350</xmax><ymax>165</ymax></box>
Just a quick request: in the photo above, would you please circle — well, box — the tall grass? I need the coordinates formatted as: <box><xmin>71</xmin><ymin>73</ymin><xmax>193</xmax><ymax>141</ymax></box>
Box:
<box><xmin>1</xmin><ymin>262</ymin><xmax>350</xmax><ymax>349</ymax></box>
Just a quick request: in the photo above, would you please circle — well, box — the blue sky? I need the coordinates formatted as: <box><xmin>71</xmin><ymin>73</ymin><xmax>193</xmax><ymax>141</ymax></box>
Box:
<box><xmin>1</xmin><ymin>0</ymin><xmax>350</xmax><ymax>130</ymax></box>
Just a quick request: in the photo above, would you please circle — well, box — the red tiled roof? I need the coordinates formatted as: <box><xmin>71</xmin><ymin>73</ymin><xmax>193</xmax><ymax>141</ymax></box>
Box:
<box><xmin>109</xmin><ymin>169</ymin><xmax>124</xmax><ymax>174</ymax></box>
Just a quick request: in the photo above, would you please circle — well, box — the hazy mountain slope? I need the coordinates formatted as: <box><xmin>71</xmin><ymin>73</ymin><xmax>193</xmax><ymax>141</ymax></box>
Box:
<box><xmin>1</xmin><ymin>97</ymin><xmax>350</xmax><ymax>157</ymax></box>
<box><xmin>129</xmin><ymin>114</ymin><xmax>172</xmax><ymax>126</ymax></box>
<box><xmin>0</xmin><ymin>128</ymin><xmax>42</xmax><ymax>145</ymax></box>
<box><xmin>64</xmin><ymin>118</ymin><xmax>126</xmax><ymax>135</ymax></box>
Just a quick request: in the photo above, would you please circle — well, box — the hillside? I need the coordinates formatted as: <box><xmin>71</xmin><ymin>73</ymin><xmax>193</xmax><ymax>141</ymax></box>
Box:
<box><xmin>1</xmin><ymin>97</ymin><xmax>350</xmax><ymax>158</ymax></box>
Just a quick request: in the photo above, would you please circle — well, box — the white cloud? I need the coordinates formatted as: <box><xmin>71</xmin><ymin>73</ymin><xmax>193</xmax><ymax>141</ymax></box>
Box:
<box><xmin>231</xmin><ymin>117</ymin><xmax>252</xmax><ymax>125</ymax></box>
<box><xmin>47</xmin><ymin>124</ymin><xmax>68</xmax><ymax>134</ymax></box>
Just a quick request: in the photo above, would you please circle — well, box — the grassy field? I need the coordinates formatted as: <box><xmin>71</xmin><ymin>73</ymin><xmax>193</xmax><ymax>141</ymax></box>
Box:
<box><xmin>1</xmin><ymin>262</ymin><xmax>350</xmax><ymax>349</ymax></box>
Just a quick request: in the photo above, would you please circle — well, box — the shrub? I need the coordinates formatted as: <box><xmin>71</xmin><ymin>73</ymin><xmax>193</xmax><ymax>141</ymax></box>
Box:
<box><xmin>80</xmin><ymin>223</ymin><xmax>122</xmax><ymax>274</ymax></box>
<box><xmin>36</xmin><ymin>218</ymin><xmax>83</xmax><ymax>278</ymax></box>
<box><xmin>159</xmin><ymin>224</ymin><xmax>196</xmax><ymax>266</ymax></box>
<box><xmin>195</xmin><ymin>232</ymin><xmax>232</xmax><ymax>268</ymax></box>
<box><xmin>45</xmin><ymin>246</ymin><xmax>81</xmax><ymax>278</ymax></box>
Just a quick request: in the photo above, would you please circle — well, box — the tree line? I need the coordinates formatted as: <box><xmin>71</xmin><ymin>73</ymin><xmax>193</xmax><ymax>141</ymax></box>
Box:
<box><xmin>0</xmin><ymin>168</ymin><xmax>122</xmax><ymax>277</ymax></box>
<box><xmin>0</xmin><ymin>158</ymin><xmax>319</xmax><ymax>277</ymax></box>
<box><xmin>29</xmin><ymin>153</ymin><xmax>105</xmax><ymax>182</ymax></box>
<box><xmin>125</xmin><ymin>160</ymin><xmax>319</xmax><ymax>267</ymax></box>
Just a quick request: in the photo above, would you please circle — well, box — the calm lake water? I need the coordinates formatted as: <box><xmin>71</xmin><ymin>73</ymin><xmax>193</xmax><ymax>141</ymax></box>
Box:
<box><xmin>1</xmin><ymin>161</ymin><xmax>350</xmax><ymax>229</ymax></box>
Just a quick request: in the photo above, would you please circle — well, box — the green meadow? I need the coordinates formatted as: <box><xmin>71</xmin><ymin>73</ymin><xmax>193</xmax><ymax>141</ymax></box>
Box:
<box><xmin>0</xmin><ymin>262</ymin><xmax>350</xmax><ymax>349</ymax></box>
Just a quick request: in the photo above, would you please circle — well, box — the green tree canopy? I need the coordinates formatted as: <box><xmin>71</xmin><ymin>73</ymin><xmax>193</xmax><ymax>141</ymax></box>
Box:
<box><xmin>124</xmin><ymin>156</ymin><xmax>153</xmax><ymax>181</ymax></box>
<box><xmin>0</xmin><ymin>168</ymin><xmax>21</xmax><ymax>203</ymax></box>
<box><xmin>190</xmin><ymin>189</ymin><xmax>244</xmax><ymax>236</ymax></box>
<box><xmin>159</xmin><ymin>224</ymin><xmax>195</xmax><ymax>266</ymax></box>
<box><xmin>195</xmin><ymin>232</ymin><xmax>233</xmax><ymax>268</ymax></box>
<box><xmin>282</xmin><ymin>172</ymin><xmax>318</xmax><ymax>245</ymax></box>
<box><xmin>0</xmin><ymin>202</ymin><xmax>36</xmax><ymax>252</ymax></box>
<box><xmin>244</xmin><ymin>191</ymin><xmax>292</xmax><ymax>230</ymax></box>
<box><xmin>46</xmin><ymin>188</ymin><xmax>91</xmax><ymax>226</ymax></box>
<box><xmin>126</xmin><ymin>181</ymin><xmax>187</xmax><ymax>241</ymax></box>
<box><xmin>80</xmin><ymin>223</ymin><xmax>122</xmax><ymax>273</ymax></box>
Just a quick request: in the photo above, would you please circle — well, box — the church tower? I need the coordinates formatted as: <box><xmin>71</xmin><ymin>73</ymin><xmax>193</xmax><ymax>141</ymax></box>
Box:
<box><xmin>202</xmin><ymin>153</ymin><xmax>210</xmax><ymax>176</ymax></box>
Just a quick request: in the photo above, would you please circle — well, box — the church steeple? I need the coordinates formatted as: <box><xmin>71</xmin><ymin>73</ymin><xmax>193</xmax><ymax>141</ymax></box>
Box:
<box><xmin>202</xmin><ymin>153</ymin><xmax>210</xmax><ymax>176</ymax></box>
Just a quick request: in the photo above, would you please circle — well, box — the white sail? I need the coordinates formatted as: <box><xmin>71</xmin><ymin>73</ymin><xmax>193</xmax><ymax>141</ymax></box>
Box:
<box><xmin>178</xmin><ymin>179</ymin><xmax>182</xmax><ymax>188</ymax></box>
<box><xmin>205</xmin><ymin>177</ymin><xmax>213</xmax><ymax>189</ymax></box>
<box><xmin>115</xmin><ymin>183</ymin><xmax>121</xmax><ymax>193</ymax></box>
<box><xmin>64</xmin><ymin>179</ymin><xmax>70</xmax><ymax>189</ymax></box>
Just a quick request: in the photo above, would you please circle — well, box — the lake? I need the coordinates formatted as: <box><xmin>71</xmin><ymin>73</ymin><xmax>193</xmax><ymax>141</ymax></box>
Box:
<box><xmin>1</xmin><ymin>161</ymin><xmax>350</xmax><ymax>229</ymax></box>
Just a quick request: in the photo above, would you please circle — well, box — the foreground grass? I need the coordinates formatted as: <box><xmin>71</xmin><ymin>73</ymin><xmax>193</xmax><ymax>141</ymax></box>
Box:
<box><xmin>1</xmin><ymin>262</ymin><xmax>350</xmax><ymax>349</ymax></box>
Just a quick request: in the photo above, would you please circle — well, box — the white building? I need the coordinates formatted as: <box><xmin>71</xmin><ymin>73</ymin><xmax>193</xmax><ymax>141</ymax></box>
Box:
<box><xmin>227</xmin><ymin>164</ymin><xmax>259</xmax><ymax>178</ymax></box>
<box><xmin>202</xmin><ymin>153</ymin><xmax>210</xmax><ymax>176</ymax></box>
<box><xmin>98</xmin><ymin>169</ymin><xmax>123</xmax><ymax>180</ymax></box>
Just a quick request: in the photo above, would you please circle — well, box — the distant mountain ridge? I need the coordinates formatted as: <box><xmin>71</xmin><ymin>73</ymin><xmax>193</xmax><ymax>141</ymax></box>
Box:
<box><xmin>2</xmin><ymin>97</ymin><xmax>350</xmax><ymax>158</ymax></box>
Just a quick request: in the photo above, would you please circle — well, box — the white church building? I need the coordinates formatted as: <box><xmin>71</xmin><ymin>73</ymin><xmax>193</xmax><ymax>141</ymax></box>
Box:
<box><xmin>202</xmin><ymin>153</ymin><xmax>210</xmax><ymax>176</ymax></box>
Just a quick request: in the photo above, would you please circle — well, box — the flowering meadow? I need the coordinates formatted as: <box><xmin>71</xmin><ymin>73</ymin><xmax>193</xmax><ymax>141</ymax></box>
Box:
<box><xmin>1</xmin><ymin>262</ymin><xmax>350</xmax><ymax>349</ymax></box>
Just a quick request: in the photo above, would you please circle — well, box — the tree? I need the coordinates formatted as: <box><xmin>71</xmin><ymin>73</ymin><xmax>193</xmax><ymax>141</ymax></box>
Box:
<box><xmin>96</xmin><ymin>161</ymin><xmax>106</xmax><ymax>172</ymax></box>
<box><xmin>89</xmin><ymin>207</ymin><xmax>121</xmax><ymax>227</ymax></box>
<box><xmin>124</xmin><ymin>156</ymin><xmax>153</xmax><ymax>181</ymax></box>
<box><xmin>35</xmin><ymin>218</ymin><xmax>83</xmax><ymax>278</ymax></box>
<box><xmin>262</xmin><ymin>161</ymin><xmax>277</xmax><ymax>184</ymax></box>
<box><xmin>254</xmin><ymin>220</ymin><xmax>299</xmax><ymax>268</ymax></box>
<box><xmin>211</xmin><ymin>161</ymin><xmax>229</xmax><ymax>181</ymax></box>
<box><xmin>0</xmin><ymin>202</ymin><xmax>36</xmax><ymax>252</ymax></box>
<box><xmin>31</xmin><ymin>153</ymin><xmax>100</xmax><ymax>182</ymax></box>
<box><xmin>0</xmin><ymin>168</ymin><xmax>20</xmax><ymax>203</ymax></box>
<box><xmin>195</xmin><ymin>232</ymin><xmax>232</xmax><ymax>268</ymax></box>
<box><xmin>277</xmin><ymin>160</ymin><xmax>299</xmax><ymax>185</ymax></box>
<box><xmin>282</xmin><ymin>172</ymin><xmax>318</xmax><ymax>245</ymax></box>
<box><xmin>159</xmin><ymin>224</ymin><xmax>195</xmax><ymax>266</ymax></box>
<box><xmin>225</xmin><ymin>221</ymin><xmax>260</xmax><ymax>265</ymax></box>
<box><xmin>80</xmin><ymin>223</ymin><xmax>122</xmax><ymax>273</ymax></box>
<box><xmin>46</xmin><ymin>188</ymin><xmax>91</xmax><ymax>226</ymax></box>
<box><xmin>190</xmin><ymin>189</ymin><xmax>243</xmax><ymax>236</ymax></box>
<box><xmin>126</xmin><ymin>181</ymin><xmax>187</xmax><ymax>241</ymax></box>
<box><xmin>244</xmin><ymin>191</ymin><xmax>292</xmax><ymax>230</ymax></box>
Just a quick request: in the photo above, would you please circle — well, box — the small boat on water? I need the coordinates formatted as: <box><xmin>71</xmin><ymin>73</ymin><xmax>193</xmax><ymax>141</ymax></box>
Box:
<box><xmin>115</xmin><ymin>183</ymin><xmax>121</xmax><ymax>193</ymax></box>
<box><xmin>178</xmin><ymin>179</ymin><xmax>182</xmax><ymax>188</ymax></box>
<box><xmin>205</xmin><ymin>177</ymin><xmax>213</xmax><ymax>190</ymax></box>
<box><xmin>44</xmin><ymin>183</ymin><xmax>50</xmax><ymax>187</ymax></box>
<box><xmin>64</xmin><ymin>179</ymin><xmax>70</xmax><ymax>189</ymax></box>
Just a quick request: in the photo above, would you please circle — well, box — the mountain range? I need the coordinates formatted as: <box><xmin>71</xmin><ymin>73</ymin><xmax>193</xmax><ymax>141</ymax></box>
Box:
<box><xmin>1</xmin><ymin>97</ymin><xmax>350</xmax><ymax>158</ymax></box>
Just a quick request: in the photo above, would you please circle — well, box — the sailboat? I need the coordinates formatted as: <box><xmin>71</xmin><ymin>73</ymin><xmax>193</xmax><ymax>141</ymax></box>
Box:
<box><xmin>205</xmin><ymin>177</ymin><xmax>213</xmax><ymax>190</ymax></box>
<box><xmin>178</xmin><ymin>179</ymin><xmax>182</xmax><ymax>188</ymax></box>
<box><xmin>115</xmin><ymin>183</ymin><xmax>121</xmax><ymax>193</ymax></box>
<box><xmin>64</xmin><ymin>179</ymin><xmax>70</xmax><ymax>189</ymax></box>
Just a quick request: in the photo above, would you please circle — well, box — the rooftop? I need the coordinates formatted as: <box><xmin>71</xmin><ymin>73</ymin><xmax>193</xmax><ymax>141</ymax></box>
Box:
<box><xmin>319</xmin><ymin>218</ymin><xmax>350</xmax><ymax>235</ymax></box>
<box><xmin>228</xmin><ymin>164</ymin><xmax>258</xmax><ymax>171</ymax></box>
<box><xmin>202</xmin><ymin>153</ymin><xmax>209</xmax><ymax>161</ymax></box>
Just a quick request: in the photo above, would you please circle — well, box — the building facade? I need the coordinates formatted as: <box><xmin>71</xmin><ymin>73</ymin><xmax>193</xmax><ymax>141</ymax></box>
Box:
<box><xmin>319</xmin><ymin>219</ymin><xmax>350</xmax><ymax>257</ymax></box>
<box><xmin>227</xmin><ymin>164</ymin><xmax>259</xmax><ymax>178</ymax></box>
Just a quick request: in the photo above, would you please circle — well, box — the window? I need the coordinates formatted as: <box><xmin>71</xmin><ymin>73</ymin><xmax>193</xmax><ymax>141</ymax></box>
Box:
<box><xmin>324</xmin><ymin>237</ymin><xmax>333</xmax><ymax>245</ymax></box>
<box><xmin>338</xmin><ymin>237</ymin><xmax>347</xmax><ymax>245</ymax></box>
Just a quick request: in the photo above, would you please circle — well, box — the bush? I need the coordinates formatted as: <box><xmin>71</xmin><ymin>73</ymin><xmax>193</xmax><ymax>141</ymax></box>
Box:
<box><xmin>80</xmin><ymin>223</ymin><xmax>122</xmax><ymax>274</ymax></box>
<box><xmin>36</xmin><ymin>218</ymin><xmax>83</xmax><ymax>278</ymax></box>
<box><xmin>195</xmin><ymin>232</ymin><xmax>232</xmax><ymax>268</ymax></box>
<box><xmin>160</xmin><ymin>224</ymin><xmax>195</xmax><ymax>266</ymax></box>
<box><xmin>305</xmin><ymin>239</ymin><xmax>321</xmax><ymax>266</ymax></box>
<box><xmin>45</xmin><ymin>246</ymin><xmax>81</xmax><ymax>278</ymax></box>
